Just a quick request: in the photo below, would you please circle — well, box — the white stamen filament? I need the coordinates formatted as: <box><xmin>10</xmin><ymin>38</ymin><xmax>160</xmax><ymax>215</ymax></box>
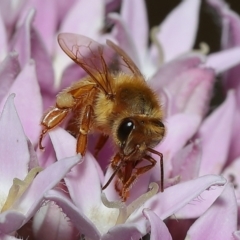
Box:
<box><xmin>150</xmin><ymin>26</ymin><xmax>165</xmax><ymax>66</ymax></box>
<box><xmin>101</xmin><ymin>182</ymin><xmax>159</xmax><ymax>225</ymax></box>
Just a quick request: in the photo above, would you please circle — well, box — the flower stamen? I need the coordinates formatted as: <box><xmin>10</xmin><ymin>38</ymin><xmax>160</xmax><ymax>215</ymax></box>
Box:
<box><xmin>150</xmin><ymin>26</ymin><xmax>164</xmax><ymax>65</ymax></box>
<box><xmin>1</xmin><ymin>167</ymin><xmax>42</xmax><ymax>212</ymax></box>
<box><xmin>101</xmin><ymin>182</ymin><xmax>159</xmax><ymax>225</ymax></box>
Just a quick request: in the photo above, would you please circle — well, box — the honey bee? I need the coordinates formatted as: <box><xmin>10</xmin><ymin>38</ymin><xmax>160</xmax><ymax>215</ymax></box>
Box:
<box><xmin>39</xmin><ymin>33</ymin><xmax>165</xmax><ymax>201</ymax></box>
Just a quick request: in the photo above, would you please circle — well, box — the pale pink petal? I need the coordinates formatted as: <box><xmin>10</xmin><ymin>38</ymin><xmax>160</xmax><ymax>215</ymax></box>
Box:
<box><xmin>143</xmin><ymin>209</ymin><xmax>172</xmax><ymax>240</ymax></box>
<box><xmin>13</xmin><ymin>155</ymin><xmax>81</xmax><ymax>223</ymax></box>
<box><xmin>150</xmin><ymin>0</ymin><xmax>201</xmax><ymax>62</ymax></box>
<box><xmin>158</xmin><ymin>67</ymin><xmax>215</xmax><ymax>116</ymax></box>
<box><xmin>108</xmin><ymin>13</ymin><xmax>141</xmax><ymax>68</ymax></box>
<box><xmin>1</xmin><ymin>234</ymin><xmax>22</xmax><ymax>240</ymax></box>
<box><xmin>59</xmin><ymin>63</ymin><xmax>86</xmax><ymax>91</ymax></box>
<box><xmin>186</xmin><ymin>183</ymin><xmax>237</xmax><ymax>240</ymax></box>
<box><xmin>9</xmin><ymin>8</ymin><xmax>34</xmax><ymax>67</ymax></box>
<box><xmin>166</xmin><ymin>67</ymin><xmax>215</xmax><ymax>116</ymax></box>
<box><xmin>102</xmin><ymin>222</ymin><xmax>145</xmax><ymax>240</ymax></box>
<box><xmin>0</xmin><ymin>61</ymin><xmax>43</xmax><ymax>145</ymax></box>
<box><xmin>0</xmin><ymin>94</ymin><xmax>29</xmax><ymax>194</ymax></box>
<box><xmin>120</xmin><ymin>0</ymin><xmax>148</xmax><ymax>62</ymax></box>
<box><xmin>233</xmin><ymin>231</ymin><xmax>240</xmax><ymax>240</ymax></box>
<box><xmin>222</xmin><ymin>157</ymin><xmax>240</xmax><ymax>199</ymax></box>
<box><xmin>206</xmin><ymin>47</ymin><xmax>240</xmax><ymax>74</ymax></box>
<box><xmin>105</xmin><ymin>0</ymin><xmax>121</xmax><ymax>13</ymax></box>
<box><xmin>49</xmin><ymin>128</ymin><xmax>76</xmax><ymax>159</ymax></box>
<box><xmin>49</xmin><ymin>128</ymin><xmax>104</xmax><ymax>208</ymax></box>
<box><xmin>0</xmin><ymin>52</ymin><xmax>20</xmax><ymax>103</ymax></box>
<box><xmin>0</xmin><ymin>13</ymin><xmax>7</xmax><ymax>61</ymax></box>
<box><xmin>151</xmin><ymin>62</ymin><xmax>215</xmax><ymax>118</ymax></box>
<box><xmin>55</xmin><ymin>0</ymin><xmax>77</xmax><ymax>24</ymax></box>
<box><xmin>171</xmin><ymin>140</ymin><xmax>201</xmax><ymax>181</ymax></box>
<box><xmin>197</xmin><ymin>90</ymin><xmax>235</xmax><ymax>176</ymax></box>
<box><xmin>149</xmin><ymin>54</ymin><xmax>204</xmax><ymax>91</ymax></box>
<box><xmin>30</xmin><ymin>27</ymin><xmax>56</xmax><ymax>106</ymax></box>
<box><xmin>134</xmin><ymin>175</ymin><xmax>226</xmax><ymax>221</ymax></box>
<box><xmin>175</xmin><ymin>185</ymin><xmax>224</xmax><ymax>219</ymax></box>
<box><xmin>207</xmin><ymin>0</ymin><xmax>240</xmax><ymax>48</ymax></box>
<box><xmin>26</xmin><ymin>0</ymin><xmax>58</xmax><ymax>54</ymax></box>
<box><xmin>60</xmin><ymin>0</ymin><xmax>104</xmax><ymax>39</ymax></box>
<box><xmin>228</xmin><ymin>100</ymin><xmax>240</xmax><ymax>163</ymax></box>
<box><xmin>27</xmin><ymin>139</ymin><xmax>39</xmax><ymax>169</ymax></box>
<box><xmin>0</xmin><ymin>0</ymin><xmax>27</xmax><ymax>37</ymax></box>
<box><xmin>0</xmin><ymin>211</ymin><xmax>25</xmax><ymax>234</ymax></box>
<box><xmin>9</xmin><ymin>6</ymin><xmax>56</xmax><ymax>110</ymax></box>
<box><xmin>45</xmin><ymin>190</ymin><xmax>101</xmax><ymax>240</ymax></box>
<box><xmin>207</xmin><ymin>0</ymin><xmax>240</xmax><ymax>103</ymax></box>
<box><xmin>32</xmin><ymin>201</ymin><xmax>78</xmax><ymax>240</ymax></box>
<box><xmin>154</xmin><ymin>113</ymin><xmax>201</xmax><ymax>178</ymax></box>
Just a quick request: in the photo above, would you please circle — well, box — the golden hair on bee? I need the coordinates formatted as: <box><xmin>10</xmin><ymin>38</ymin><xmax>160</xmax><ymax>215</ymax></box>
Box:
<box><xmin>39</xmin><ymin>33</ymin><xmax>165</xmax><ymax>201</ymax></box>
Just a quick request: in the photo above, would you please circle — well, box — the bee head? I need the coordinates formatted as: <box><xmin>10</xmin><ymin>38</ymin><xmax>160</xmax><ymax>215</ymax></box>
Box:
<box><xmin>116</xmin><ymin>117</ymin><xmax>165</xmax><ymax>158</ymax></box>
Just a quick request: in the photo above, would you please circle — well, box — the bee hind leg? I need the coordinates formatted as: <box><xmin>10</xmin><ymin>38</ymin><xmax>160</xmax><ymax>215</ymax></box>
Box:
<box><xmin>39</xmin><ymin>107</ymin><xmax>69</xmax><ymax>150</ymax></box>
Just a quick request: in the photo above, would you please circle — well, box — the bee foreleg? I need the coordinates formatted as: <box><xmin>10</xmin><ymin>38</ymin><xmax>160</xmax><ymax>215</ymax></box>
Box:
<box><xmin>76</xmin><ymin>105</ymin><xmax>93</xmax><ymax>155</ymax></box>
<box><xmin>147</xmin><ymin>148</ymin><xmax>164</xmax><ymax>192</ymax></box>
<box><xmin>121</xmin><ymin>155</ymin><xmax>156</xmax><ymax>201</ymax></box>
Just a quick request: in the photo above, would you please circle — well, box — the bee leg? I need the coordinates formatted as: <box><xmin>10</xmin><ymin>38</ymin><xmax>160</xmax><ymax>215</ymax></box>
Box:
<box><xmin>147</xmin><ymin>148</ymin><xmax>164</xmax><ymax>192</ymax></box>
<box><xmin>121</xmin><ymin>155</ymin><xmax>156</xmax><ymax>201</ymax></box>
<box><xmin>76</xmin><ymin>105</ymin><xmax>93</xmax><ymax>155</ymax></box>
<box><xmin>94</xmin><ymin>134</ymin><xmax>109</xmax><ymax>157</ymax></box>
<box><xmin>39</xmin><ymin>108</ymin><xmax>69</xmax><ymax>150</ymax></box>
<box><xmin>102</xmin><ymin>153</ymin><xmax>123</xmax><ymax>190</ymax></box>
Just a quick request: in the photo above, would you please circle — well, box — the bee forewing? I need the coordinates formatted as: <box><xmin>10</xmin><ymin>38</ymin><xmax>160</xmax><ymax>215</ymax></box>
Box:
<box><xmin>58</xmin><ymin>33</ymin><xmax>116</xmax><ymax>94</ymax></box>
<box><xmin>106</xmin><ymin>39</ymin><xmax>143</xmax><ymax>77</ymax></box>
<box><xmin>58</xmin><ymin>33</ymin><xmax>105</xmax><ymax>67</ymax></box>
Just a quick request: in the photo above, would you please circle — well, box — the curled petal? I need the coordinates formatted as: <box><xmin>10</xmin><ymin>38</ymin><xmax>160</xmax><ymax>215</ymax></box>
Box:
<box><xmin>0</xmin><ymin>52</ymin><xmax>20</xmax><ymax>103</ymax></box>
<box><xmin>49</xmin><ymin>128</ymin><xmax>104</xmax><ymax>209</ymax></box>
<box><xmin>13</xmin><ymin>155</ymin><xmax>81</xmax><ymax>223</ymax></box>
<box><xmin>9</xmin><ymin>8</ymin><xmax>34</xmax><ymax>67</ymax></box>
<box><xmin>222</xmin><ymin>156</ymin><xmax>240</xmax><ymax>199</ymax></box>
<box><xmin>135</xmin><ymin>175</ymin><xmax>226</xmax><ymax>220</ymax></box>
<box><xmin>32</xmin><ymin>201</ymin><xmax>78</xmax><ymax>240</ymax></box>
<box><xmin>0</xmin><ymin>94</ymin><xmax>29</xmax><ymax>196</ymax></box>
<box><xmin>60</xmin><ymin>0</ymin><xmax>104</xmax><ymax>39</ymax></box>
<box><xmin>120</xmin><ymin>0</ymin><xmax>148</xmax><ymax>65</ymax></box>
<box><xmin>171</xmin><ymin>140</ymin><xmax>201</xmax><ymax>181</ymax></box>
<box><xmin>150</xmin><ymin>0</ymin><xmax>201</xmax><ymax>62</ymax></box>
<box><xmin>0</xmin><ymin>210</ymin><xmax>25</xmax><ymax>234</ymax></box>
<box><xmin>206</xmin><ymin>47</ymin><xmax>240</xmax><ymax>74</ymax></box>
<box><xmin>186</xmin><ymin>183</ymin><xmax>237</xmax><ymax>239</ymax></box>
<box><xmin>0</xmin><ymin>61</ymin><xmax>43</xmax><ymax>145</ymax></box>
<box><xmin>143</xmin><ymin>209</ymin><xmax>172</xmax><ymax>240</ymax></box>
<box><xmin>154</xmin><ymin>113</ymin><xmax>201</xmax><ymax>178</ymax></box>
<box><xmin>197</xmin><ymin>90</ymin><xmax>235</xmax><ymax>176</ymax></box>
<box><xmin>45</xmin><ymin>190</ymin><xmax>101</xmax><ymax>240</ymax></box>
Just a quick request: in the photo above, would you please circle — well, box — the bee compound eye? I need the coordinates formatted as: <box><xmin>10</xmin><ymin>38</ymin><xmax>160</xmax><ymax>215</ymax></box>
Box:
<box><xmin>117</xmin><ymin>119</ymin><xmax>135</xmax><ymax>143</ymax></box>
<box><xmin>158</xmin><ymin>121</ymin><xmax>164</xmax><ymax>128</ymax></box>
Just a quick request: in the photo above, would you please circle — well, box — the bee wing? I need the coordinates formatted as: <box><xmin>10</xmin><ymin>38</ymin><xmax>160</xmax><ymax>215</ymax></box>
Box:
<box><xmin>106</xmin><ymin>39</ymin><xmax>143</xmax><ymax>78</ymax></box>
<box><xmin>58</xmin><ymin>33</ymin><xmax>114</xmax><ymax>95</ymax></box>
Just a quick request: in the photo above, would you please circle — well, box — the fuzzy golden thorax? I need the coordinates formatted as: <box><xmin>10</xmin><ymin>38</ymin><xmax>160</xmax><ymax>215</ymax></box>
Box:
<box><xmin>93</xmin><ymin>73</ymin><xmax>165</xmax><ymax>159</ymax></box>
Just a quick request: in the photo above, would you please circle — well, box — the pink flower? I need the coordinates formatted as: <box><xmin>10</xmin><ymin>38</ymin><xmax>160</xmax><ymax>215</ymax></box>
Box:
<box><xmin>0</xmin><ymin>95</ymin><xmax>80</xmax><ymax>239</ymax></box>
<box><xmin>0</xmin><ymin>0</ymin><xmax>239</xmax><ymax>239</ymax></box>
